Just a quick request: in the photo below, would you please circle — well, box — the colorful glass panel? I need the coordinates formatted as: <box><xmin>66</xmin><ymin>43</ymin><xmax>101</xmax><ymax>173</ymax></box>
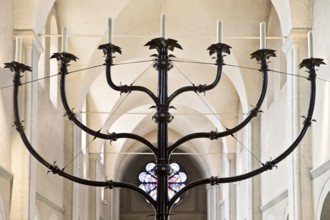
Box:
<box><xmin>139</xmin><ymin>162</ymin><xmax>187</xmax><ymax>201</ymax></box>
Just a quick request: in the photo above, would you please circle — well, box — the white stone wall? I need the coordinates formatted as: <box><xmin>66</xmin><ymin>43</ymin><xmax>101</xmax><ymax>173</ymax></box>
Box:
<box><xmin>311</xmin><ymin>0</ymin><xmax>330</xmax><ymax>219</ymax></box>
<box><xmin>0</xmin><ymin>0</ymin><xmax>13</xmax><ymax>64</ymax></box>
<box><xmin>0</xmin><ymin>0</ymin><xmax>14</xmax><ymax>219</ymax></box>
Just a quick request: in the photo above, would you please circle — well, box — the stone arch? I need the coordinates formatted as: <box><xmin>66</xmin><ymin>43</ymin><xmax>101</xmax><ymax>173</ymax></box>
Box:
<box><xmin>118</xmin><ymin>150</ymin><xmax>207</xmax><ymax>220</ymax></box>
<box><xmin>34</xmin><ymin>0</ymin><xmax>56</xmax><ymax>33</ymax></box>
<box><xmin>14</xmin><ymin>0</ymin><xmax>55</xmax><ymax>32</ymax></box>
<box><xmin>271</xmin><ymin>0</ymin><xmax>313</xmax><ymax>36</ymax></box>
<box><xmin>85</xmin><ymin>59</ymin><xmax>245</xmax><ymax>177</ymax></box>
<box><xmin>270</xmin><ymin>0</ymin><xmax>292</xmax><ymax>36</ymax></box>
<box><xmin>107</xmin><ymin>100</ymin><xmax>227</xmax><ymax>179</ymax></box>
<box><xmin>316</xmin><ymin>177</ymin><xmax>330</xmax><ymax>220</ymax></box>
<box><xmin>320</xmin><ymin>193</ymin><xmax>330</xmax><ymax>219</ymax></box>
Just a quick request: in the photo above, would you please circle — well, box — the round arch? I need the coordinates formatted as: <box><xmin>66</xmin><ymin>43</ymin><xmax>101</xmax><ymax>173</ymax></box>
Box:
<box><xmin>316</xmin><ymin>177</ymin><xmax>330</xmax><ymax>220</ymax></box>
<box><xmin>270</xmin><ymin>0</ymin><xmax>292</xmax><ymax>36</ymax></box>
<box><xmin>14</xmin><ymin>0</ymin><xmax>55</xmax><ymax>33</ymax></box>
<box><xmin>271</xmin><ymin>0</ymin><xmax>313</xmax><ymax>36</ymax></box>
<box><xmin>118</xmin><ymin>150</ymin><xmax>207</xmax><ymax>219</ymax></box>
<box><xmin>107</xmin><ymin>102</ymin><xmax>227</xmax><ymax>179</ymax></box>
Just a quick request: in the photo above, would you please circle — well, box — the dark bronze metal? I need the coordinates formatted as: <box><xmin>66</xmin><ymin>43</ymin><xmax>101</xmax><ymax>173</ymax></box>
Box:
<box><xmin>6</xmin><ymin>35</ymin><xmax>324</xmax><ymax>219</ymax></box>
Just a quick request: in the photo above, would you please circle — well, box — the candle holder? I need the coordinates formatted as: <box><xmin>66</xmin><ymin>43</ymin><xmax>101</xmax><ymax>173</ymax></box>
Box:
<box><xmin>5</xmin><ymin>34</ymin><xmax>324</xmax><ymax>219</ymax></box>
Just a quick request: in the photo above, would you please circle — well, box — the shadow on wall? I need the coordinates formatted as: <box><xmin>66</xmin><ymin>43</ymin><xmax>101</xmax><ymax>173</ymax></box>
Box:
<box><xmin>0</xmin><ymin>195</ymin><xmax>6</xmax><ymax>220</ymax></box>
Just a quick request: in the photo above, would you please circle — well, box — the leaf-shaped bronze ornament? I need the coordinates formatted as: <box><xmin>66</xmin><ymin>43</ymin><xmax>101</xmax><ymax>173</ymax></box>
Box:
<box><xmin>145</xmin><ymin>38</ymin><xmax>162</xmax><ymax>50</ymax></box>
<box><xmin>145</xmin><ymin>38</ymin><xmax>183</xmax><ymax>52</ymax></box>
<box><xmin>207</xmin><ymin>43</ymin><xmax>231</xmax><ymax>56</ymax></box>
<box><xmin>50</xmin><ymin>52</ymin><xmax>79</xmax><ymax>63</ymax></box>
<box><xmin>4</xmin><ymin>61</ymin><xmax>32</xmax><ymax>73</ymax></box>
<box><xmin>98</xmin><ymin>43</ymin><xmax>122</xmax><ymax>56</ymax></box>
<box><xmin>250</xmin><ymin>49</ymin><xmax>276</xmax><ymax>61</ymax></box>
<box><xmin>299</xmin><ymin>58</ymin><xmax>326</xmax><ymax>69</ymax></box>
<box><xmin>165</xmin><ymin>38</ymin><xmax>183</xmax><ymax>51</ymax></box>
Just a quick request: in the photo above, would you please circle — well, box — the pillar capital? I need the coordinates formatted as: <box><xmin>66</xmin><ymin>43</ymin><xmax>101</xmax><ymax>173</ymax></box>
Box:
<box><xmin>225</xmin><ymin>153</ymin><xmax>236</xmax><ymax>162</ymax></box>
<box><xmin>89</xmin><ymin>153</ymin><xmax>102</xmax><ymax>162</ymax></box>
<box><xmin>282</xmin><ymin>28</ymin><xmax>311</xmax><ymax>57</ymax></box>
<box><xmin>14</xmin><ymin>30</ymin><xmax>44</xmax><ymax>57</ymax></box>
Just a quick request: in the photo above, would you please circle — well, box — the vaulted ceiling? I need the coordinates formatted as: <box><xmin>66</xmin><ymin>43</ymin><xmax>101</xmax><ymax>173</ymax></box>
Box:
<box><xmin>52</xmin><ymin>0</ymin><xmax>275</xmax><ymax>171</ymax></box>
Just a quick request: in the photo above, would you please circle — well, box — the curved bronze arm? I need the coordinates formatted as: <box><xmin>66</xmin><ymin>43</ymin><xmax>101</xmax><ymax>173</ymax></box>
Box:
<box><xmin>167</xmin><ymin>43</ymin><xmax>231</xmax><ymax>105</ymax></box>
<box><xmin>50</xmin><ymin>53</ymin><xmax>158</xmax><ymax>155</ymax></box>
<box><xmin>98</xmin><ymin>43</ymin><xmax>159</xmax><ymax>105</ymax></box>
<box><xmin>168</xmin><ymin>57</ymin><xmax>321</xmax><ymax>210</ymax></box>
<box><xmin>8</xmin><ymin>61</ymin><xmax>157</xmax><ymax>208</ymax></box>
<box><xmin>167</xmin><ymin>49</ymin><xmax>275</xmax><ymax>155</ymax></box>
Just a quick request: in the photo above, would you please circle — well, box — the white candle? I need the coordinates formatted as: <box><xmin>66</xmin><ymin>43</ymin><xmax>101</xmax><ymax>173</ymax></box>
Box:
<box><xmin>18</xmin><ymin>37</ymin><xmax>22</xmax><ymax>63</ymax></box>
<box><xmin>62</xmin><ymin>26</ymin><xmax>67</xmax><ymax>52</ymax></box>
<box><xmin>308</xmin><ymin>31</ymin><xmax>313</xmax><ymax>58</ymax></box>
<box><xmin>259</xmin><ymin>22</ymin><xmax>266</xmax><ymax>49</ymax></box>
<box><xmin>15</xmin><ymin>37</ymin><xmax>19</xmax><ymax>62</ymax></box>
<box><xmin>216</xmin><ymin>20</ymin><xmax>223</xmax><ymax>43</ymax></box>
<box><xmin>161</xmin><ymin>14</ymin><xmax>165</xmax><ymax>38</ymax></box>
<box><xmin>108</xmin><ymin>17</ymin><xmax>112</xmax><ymax>44</ymax></box>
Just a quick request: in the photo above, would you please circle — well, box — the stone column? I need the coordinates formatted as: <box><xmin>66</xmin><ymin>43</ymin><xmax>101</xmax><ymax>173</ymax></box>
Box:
<box><xmin>207</xmin><ymin>185</ymin><xmax>217</xmax><ymax>220</ymax></box>
<box><xmin>217</xmin><ymin>185</ymin><xmax>225</xmax><ymax>220</ymax></box>
<box><xmin>89</xmin><ymin>153</ymin><xmax>102</xmax><ymax>220</ymax></box>
<box><xmin>63</xmin><ymin>121</ymin><xmax>75</xmax><ymax>220</ymax></box>
<box><xmin>10</xmin><ymin>31</ymin><xmax>42</xmax><ymax>220</ymax></box>
<box><xmin>250</xmin><ymin>117</ymin><xmax>262</xmax><ymax>220</ymax></box>
<box><xmin>226</xmin><ymin>153</ymin><xmax>237</xmax><ymax>220</ymax></box>
<box><xmin>25</xmin><ymin>32</ymin><xmax>40</xmax><ymax>220</ymax></box>
<box><xmin>283</xmin><ymin>29</ymin><xmax>314</xmax><ymax>220</ymax></box>
<box><xmin>217</xmin><ymin>153</ymin><xmax>231</xmax><ymax>220</ymax></box>
<box><xmin>110</xmin><ymin>188</ymin><xmax>120</xmax><ymax>220</ymax></box>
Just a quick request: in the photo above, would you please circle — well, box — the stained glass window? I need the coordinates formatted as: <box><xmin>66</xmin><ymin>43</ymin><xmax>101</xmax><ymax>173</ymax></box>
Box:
<box><xmin>139</xmin><ymin>162</ymin><xmax>187</xmax><ymax>201</ymax></box>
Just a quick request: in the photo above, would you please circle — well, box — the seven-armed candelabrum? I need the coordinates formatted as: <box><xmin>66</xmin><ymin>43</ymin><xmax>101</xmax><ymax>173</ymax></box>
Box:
<box><xmin>4</xmin><ymin>19</ymin><xmax>325</xmax><ymax>220</ymax></box>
